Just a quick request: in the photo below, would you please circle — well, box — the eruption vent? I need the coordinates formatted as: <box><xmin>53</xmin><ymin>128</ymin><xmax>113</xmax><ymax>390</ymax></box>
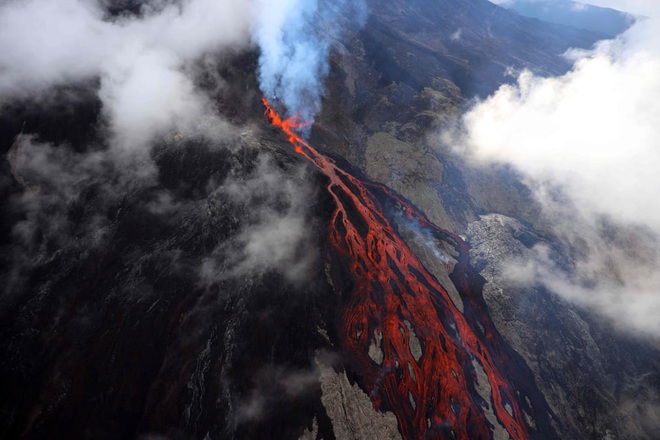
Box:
<box><xmin>263</xmin><ymin>99</ymin><xmax>538</xmax><ymax>439</ymax></box>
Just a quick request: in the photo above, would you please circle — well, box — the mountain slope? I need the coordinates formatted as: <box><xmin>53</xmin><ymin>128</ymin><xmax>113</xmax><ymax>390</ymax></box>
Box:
<box><xmin>503</xmin><ymin>0</ymin><xmax>635</xmax><ymax>37</ymax></box>
<box><xmin>1</xmin><ymin>1</ymin><xmax>658</xmax><ymax>439</ymax></box>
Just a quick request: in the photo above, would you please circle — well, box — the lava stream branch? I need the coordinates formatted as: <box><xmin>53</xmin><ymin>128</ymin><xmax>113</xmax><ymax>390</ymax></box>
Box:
<box><xmin>263</xmin><ymin>99</ymin><xmax>529</xmax><ymax>440</ymax></box>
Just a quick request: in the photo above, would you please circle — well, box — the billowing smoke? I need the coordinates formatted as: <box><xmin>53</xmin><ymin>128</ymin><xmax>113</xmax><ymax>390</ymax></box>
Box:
<box><xmin>448</xmin><ymin>1</ymin><xmax>660</xmax><ymax>336</ymax></box>
<box><xmin>252</xmin><ymin>0</ymin><xmax>366</xmax><ymax>124</ymax></box>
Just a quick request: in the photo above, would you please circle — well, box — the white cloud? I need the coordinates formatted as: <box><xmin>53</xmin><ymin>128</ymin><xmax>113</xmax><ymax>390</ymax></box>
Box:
<box><xmin>449</xmin><ymin>3</ymin><xmax>660</xmax><ymax>336</ymax></box>
<box><xmin>200</xmin><ymin>155</ymin><xmax>317</xmax><ymax>285</ymax></box>
<box><xmin>0</xmin><ymin>0</ymin><xmax>252</xmax><ymax>151</ymax></box>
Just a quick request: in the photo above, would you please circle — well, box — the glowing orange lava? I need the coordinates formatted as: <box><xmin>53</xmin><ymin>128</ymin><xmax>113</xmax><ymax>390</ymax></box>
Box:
<box><xmin>263</xmin><ymin>98</ymin><xmax>530</xmax><ymax>440</ymax></box>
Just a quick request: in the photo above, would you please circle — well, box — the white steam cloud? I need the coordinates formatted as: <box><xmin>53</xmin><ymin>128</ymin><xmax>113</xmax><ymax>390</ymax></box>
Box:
<box><xmin>449</xmin><ymin>1</ymin><xmax>660</xmax><ymax>336</ymax></box>
<box><xmin>0</xmin><ymin>0</ymin><xmax>252</xmax><ymax>151</ymax></box>
<box><xmin>252</xmin><ymin>0</ymin><xmax>366</xmax><ymax>123</ymax></box>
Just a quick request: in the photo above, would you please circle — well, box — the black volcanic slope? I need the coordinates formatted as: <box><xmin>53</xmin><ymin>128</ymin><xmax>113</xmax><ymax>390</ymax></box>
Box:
<box><xmin>505</xmin><ymin>0</ymin><xmax>635</xmax><ymax>38</ymax></box>
<box><xmin>361</xmin><ymin>0</ymin><xmax>605</xmax><ymax>97</ymax></box>
<box><xmin>1</xmin><ymin>1</ymin><xmax>659</xmax><ymax>440</ymax></box>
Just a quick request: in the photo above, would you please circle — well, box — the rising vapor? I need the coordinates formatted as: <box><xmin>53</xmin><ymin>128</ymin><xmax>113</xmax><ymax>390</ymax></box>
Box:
<box><xmin>450</xmin><ymin>0</ymin><xmax>660</xmax><ymax>336</ymax></box>
<box><xmin>252</xmin><ymin>0</ymin><xmax>366</xmax><ymax>124</ymax></box>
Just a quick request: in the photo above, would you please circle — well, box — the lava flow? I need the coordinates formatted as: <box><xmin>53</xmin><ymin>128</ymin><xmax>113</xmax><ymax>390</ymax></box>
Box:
<box><xmin>263</xmin><ymin>98</ymin><xmax>530</xmax><ymax>440</ymax></box>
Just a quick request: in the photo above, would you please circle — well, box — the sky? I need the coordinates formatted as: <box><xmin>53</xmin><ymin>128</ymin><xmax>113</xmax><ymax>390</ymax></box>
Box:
<box><xmin>458</xmin><ymin>0</ymin><xmax>660</xmax><ymax>336</ymax></box>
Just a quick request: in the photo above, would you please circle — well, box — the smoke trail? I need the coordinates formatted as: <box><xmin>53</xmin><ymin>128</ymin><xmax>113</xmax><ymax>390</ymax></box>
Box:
<box><xmin>252</xmin><ymin>0</ymin><xmax>366</xmax><ymax>124</ymax></box>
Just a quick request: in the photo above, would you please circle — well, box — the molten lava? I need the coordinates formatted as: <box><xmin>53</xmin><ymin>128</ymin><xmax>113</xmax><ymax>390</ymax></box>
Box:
<box><xmin>263</xmin><ymin>99</ymin><xmax>530</xmax><ymax>440</ymax></box>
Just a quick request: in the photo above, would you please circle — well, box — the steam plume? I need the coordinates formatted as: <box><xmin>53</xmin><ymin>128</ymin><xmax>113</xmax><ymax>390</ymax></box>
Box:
<box><xmin>252</xmin><ymin>0</ymin><xmax>366</xmax><ymax>124</ymax></box>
